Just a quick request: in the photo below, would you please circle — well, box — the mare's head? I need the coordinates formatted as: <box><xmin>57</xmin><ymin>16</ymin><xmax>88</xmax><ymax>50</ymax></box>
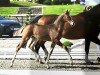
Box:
<box><xmin>54</xmin><ymin>10</ymin><xmax>74</xmax><ymax>27</ymax></box>
<box><xmin>83</xmin><ymin>6</ymin><xmax>93</xmax><ymax>12</ymax></box>
<box><xmin>88</xmin><ymin>4</ymin><xmax>100</xmax><ymax>20</ymax></box>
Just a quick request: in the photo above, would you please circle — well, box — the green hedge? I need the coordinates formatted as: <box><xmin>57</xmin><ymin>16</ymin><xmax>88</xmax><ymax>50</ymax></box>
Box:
<box><xmin>0</xmin><ymin>0</ymin><xmax>10</xmax><ymax>5</ymax></box>
<box><xmin>37</xmin><ymin>0</ymin><xmax>72</xmax><ymax>5</ymax></box>
<box><xmin>43</xmin><ymin>0</ymin><xmax>51</xmax><ymax>5</ymax></box>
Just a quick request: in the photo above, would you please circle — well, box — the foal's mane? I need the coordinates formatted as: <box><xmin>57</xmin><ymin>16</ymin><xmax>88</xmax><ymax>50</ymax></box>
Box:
<box><xmin>54</xmin><ymin>13</ymin><xmax>65</xmax><ymax>25</ymax></box>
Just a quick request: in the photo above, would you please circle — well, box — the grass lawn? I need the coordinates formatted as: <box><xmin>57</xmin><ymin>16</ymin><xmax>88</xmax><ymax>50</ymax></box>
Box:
<box><xmin>0</xmin><ymin>7</ymin><xmax>19</xmax><ymax>16</ymax></box>
<box><xmin>0</xmin><ymin>1</ymin><xmax>85</xmax><ymax>16</ymax></box>
<box><xmin>43</xmin><ymin>4</ymin><xmax>85</xmax><ymax>15</ymax></box>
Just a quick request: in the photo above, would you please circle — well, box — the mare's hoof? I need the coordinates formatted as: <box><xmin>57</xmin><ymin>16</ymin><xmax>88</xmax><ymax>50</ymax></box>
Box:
<box><xmin>85</xmin><ymin>61</ymin><xmax>94</xmax><ymax>65</ymax></box>
<box><xmin>97</xmin><ymin>57</ymin><xmax>100</xmax><ymax>63</ymax></box>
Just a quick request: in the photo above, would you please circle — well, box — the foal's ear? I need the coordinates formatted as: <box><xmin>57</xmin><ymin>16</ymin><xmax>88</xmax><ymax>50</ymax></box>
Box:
<box><xmin>66</xmin><ymin>10</ymin><xmax>70</xmax><ymax>15</ymax></box>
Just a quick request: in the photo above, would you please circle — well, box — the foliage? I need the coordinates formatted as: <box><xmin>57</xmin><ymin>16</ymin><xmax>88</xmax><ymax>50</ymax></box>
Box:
<box><xmin>43</xmin><ymin>0</ymin><xmax>51</xmax><ymax>5</ymax></box>
<box><xmin>10</xmin><ymin>1</ymin><xmax>42</xmax><ymax>7</ymax></box>
<box><xmin>36</xmin><ymin>0</ymin><xmax>72</xmax><ymax>5</ymax></box>
<box><xmin>36</xmin><ymin>0</ymin><xmax>45</xmax><ymax>4</ymax></box>
<box><xmin>0</xmin><ymin>0</ymin><xmax>10</xmax><ymax>6</ymax></box>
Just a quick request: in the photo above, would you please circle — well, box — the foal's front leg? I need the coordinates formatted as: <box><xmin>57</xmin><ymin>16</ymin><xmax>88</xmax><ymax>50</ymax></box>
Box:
<box><xmin>45</xmin><ymin>42</ymin><xmax>56</xmax><ymax>68</ymax></box>
<box><xmin>57</xmin><ymin>41</ymin><xmax>73</xmax><ymax>65</ymax></box>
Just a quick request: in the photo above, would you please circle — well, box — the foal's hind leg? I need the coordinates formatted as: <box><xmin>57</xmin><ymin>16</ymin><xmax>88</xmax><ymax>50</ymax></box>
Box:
<box><xmin>10</xmin><ymin>38</ymin><xmax>29</xmax><ymax>67</ymax></box>
<box><xmin>38</xmin><ymin>41</ymin><xmax>48</xmax><ymax>61</ymax></box>
<box><xmin>57</xmin><ymin>41</ymin><xmax>73</xmax><ymax>65</ymax></box>
<box><xmin>29</xmin><ymin>40</ymin><xmax>43</xmax><ymax>63</ymax></box>
<box><xmin>28</xmin><ymin>37</ymin><xmax>34</xmax><ymax>48</ymax></box>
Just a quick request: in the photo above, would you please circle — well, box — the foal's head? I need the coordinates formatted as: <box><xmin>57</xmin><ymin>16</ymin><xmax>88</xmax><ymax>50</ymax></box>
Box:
<box><xmin>62</xmin><ymin>10</ymin><xmax>74</xmax><ymax>27</ymax></box>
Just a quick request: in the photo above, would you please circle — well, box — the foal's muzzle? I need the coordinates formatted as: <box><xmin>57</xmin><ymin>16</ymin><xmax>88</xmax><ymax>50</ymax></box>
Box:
<box><xmin>68</xmin><ymin>20</ymin><xmax>75</xmax><ymax>27</ymax></box>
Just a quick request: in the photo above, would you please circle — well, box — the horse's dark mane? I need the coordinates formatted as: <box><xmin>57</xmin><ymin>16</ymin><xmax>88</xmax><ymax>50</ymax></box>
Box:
<box><xmin>90</xmin><ymin>4</ymin><xmax>100</xmax><ymax>11</ymax></box>
<box><xmin>76</xmin><ymin>4</ymin><xmax>100</xmax><ymax>22</ymax></box>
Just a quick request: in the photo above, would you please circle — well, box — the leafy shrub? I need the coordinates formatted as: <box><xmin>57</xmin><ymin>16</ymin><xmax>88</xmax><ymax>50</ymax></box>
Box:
<box><xmin>0</xmin><ymin>0</ymin><xmax>10</xmax><ymax>5</ymax></box>
<box><xmin>52</xmin><ymin>0</ymin><xmax>60</xmax><ymax>5</ymax></box>
<box><xmin>36</xmin><ymin>0</ymin><xmax>45</xmax><ymax>4</ymax></box>
<box><xmin>43</xmin><ymin>0</ymin><xmax>51</xmax><ymax>5</ymax></box>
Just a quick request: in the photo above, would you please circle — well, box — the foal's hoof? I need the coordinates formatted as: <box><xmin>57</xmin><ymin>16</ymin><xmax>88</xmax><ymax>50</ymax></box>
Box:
<box><xmin>46</xmin><ymin>64</ymin><xmax>50</xmax><ymax>69</ymax></box>
<box><xmin>70</xmin><ymin>62</ymin><xmax>73</xmax><ymax>66</ymax></box>
<box><xmin>35</xmin><ymin>59</ymin><xmax>39</xmax><ymax>62</ymax></box>
<box><xmin>39</xmin><ymin>61</ymin><xmax>44</xmax><ymax>64</ymax></box>
<box><xmin>97</xmin><ymin>57</ymin><xmax>100</xmax><ymax>63</ymax></box>
<box><xmin>44</xmin><ymin>57</ymin><xmax>47</xmax><ymax>61</ymax></box>
<box><xmin>10</xmin><ymin>65</ymin><xmax>13</xmax><ymax>68</ymax></box>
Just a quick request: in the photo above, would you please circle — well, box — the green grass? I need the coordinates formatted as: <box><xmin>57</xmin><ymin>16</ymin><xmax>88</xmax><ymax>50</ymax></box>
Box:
<box><xmin>0</xmin><ymin>2</ymin><xmax>85</xmax><ymax>16</ymax></box>
<box><xmin>0</xmin><ymin>7</ymin><xmax>18</xmax><ymax>16</ymax></box>
<box><xmin>43</xmin><ymin>4</ymin><xmax>85</xmax><ymax>15</ymax></box>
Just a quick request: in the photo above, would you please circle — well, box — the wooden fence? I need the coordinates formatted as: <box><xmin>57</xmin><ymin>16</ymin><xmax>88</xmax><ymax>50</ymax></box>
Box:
<box><xmin>8</xmin><ymin>6</ymin><xmax>46</xmax><ymax>25</ymax></box>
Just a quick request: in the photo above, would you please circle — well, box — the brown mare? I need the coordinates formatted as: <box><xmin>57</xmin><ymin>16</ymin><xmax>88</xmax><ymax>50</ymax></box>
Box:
<box><xmin>10</xmin><ymin>11</ymin><xmax>74</xmax><ymax>68</ymax></box>
<box><xmin>25</xmin><ymin>4</ymin><xmax>100</xmax><ymax>65</ymax></box>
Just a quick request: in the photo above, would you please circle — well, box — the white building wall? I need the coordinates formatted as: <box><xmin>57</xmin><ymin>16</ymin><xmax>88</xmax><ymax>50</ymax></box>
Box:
<box><xmin>85</xmin><ymin>0</ymin><xmax>100</xmax><ymax>6</ymax></box>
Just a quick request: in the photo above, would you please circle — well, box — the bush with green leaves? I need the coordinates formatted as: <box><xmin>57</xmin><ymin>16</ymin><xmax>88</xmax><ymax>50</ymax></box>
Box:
<box><xmin>36</xmin><ymin>0</ymin><xmax>45</xmax><ymax>4</ymax></box>
<box><xmin>43</xmin><ymin>0</ymin><xmax>51</xmax><ymax>5</ymax></box>
<box><xmin>0</xmin><ymin>0</ymin><xmax>10</xmax><ymax>5</ymax></box>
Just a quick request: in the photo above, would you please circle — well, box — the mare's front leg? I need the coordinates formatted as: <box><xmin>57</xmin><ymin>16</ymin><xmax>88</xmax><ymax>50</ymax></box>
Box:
<box><xmin>91</xmin><ymin>37</ymin><xmax>100</xmax><ymax>62</ymax></box>
<box><xmin>85</xmin><ymin>39</ymin><xmax>93</xmax><ymax>64</ymax></box>
<box><xmin>57</xmin><ymin>41</ymin><xmax>73</xmax><ymax>65</ymax></box>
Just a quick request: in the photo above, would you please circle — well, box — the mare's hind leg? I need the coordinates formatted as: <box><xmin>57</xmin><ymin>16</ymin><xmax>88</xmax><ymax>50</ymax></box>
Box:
<box><xmin>10</xmin><ymin>38</ymin><xmax>29</xmax><ymax>67</ymax></box>
<box><xmin>57</xmin><ymin>41</ymin><xmax>73</xmax><ymax>65</ymax></box>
